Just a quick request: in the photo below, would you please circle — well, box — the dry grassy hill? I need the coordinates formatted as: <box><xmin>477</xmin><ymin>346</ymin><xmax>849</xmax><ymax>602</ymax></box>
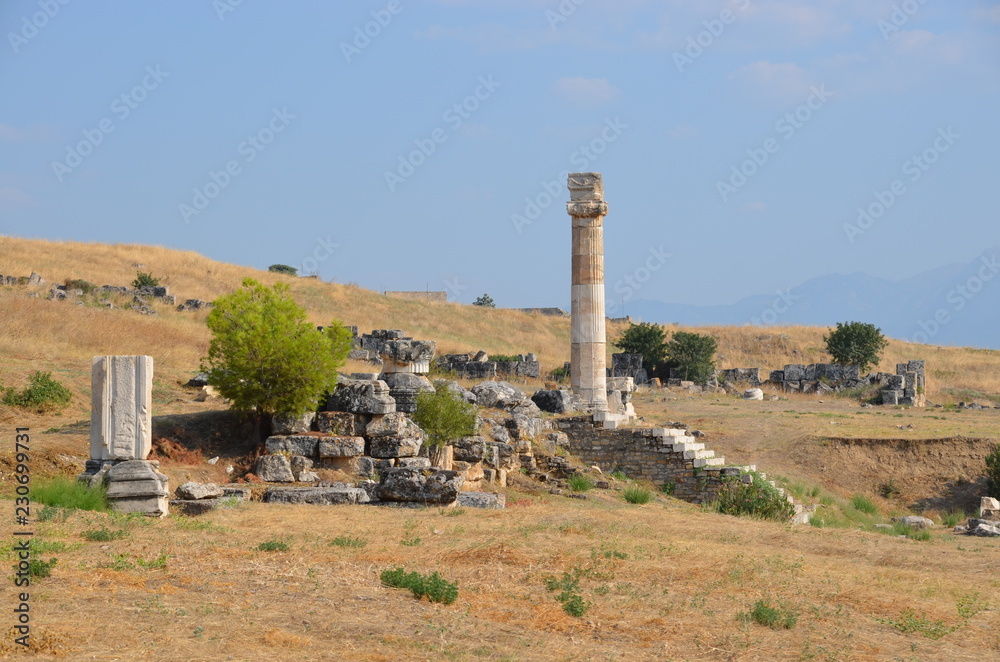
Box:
<box><xmin>2</xmin><ymin>236</ymin><xmax>999</xmax><ymax>660</ymax></box>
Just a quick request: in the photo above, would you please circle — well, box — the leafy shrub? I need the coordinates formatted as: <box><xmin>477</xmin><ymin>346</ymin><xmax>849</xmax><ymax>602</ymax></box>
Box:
<box><xmin>714</xmin><ymin>471</ymin><xmax>795</xmax><ymax>522</ymax></box>
<box><xmin>549</xmin><ymin>365</ymin><xmax>570</xmax><ymax>382</ymax></box>
<box><xmin>2</xmin><ymin>371</ymin><xmax>73</xmax><ymax>413</ymax></box>
<box><xmin>29</xmin><ymin>558</ymin><xmax>58</xmax><ymax>578</ymax></box>
<box><xmin>268</xmin><ymin>264</ymin><xmax>298</xmax><ymax>276</ymax></box>
<box><xmin>329</xmin><ymin>535</ymin><xmax>366</xmax><ymax>548</ymax></box>
<box><xmin>609</xmin><ymin>470</ymin><xmax>628</xmax><ymax>481</ymax></box>
<box><xmin>412</xmin><ymin>382</ymin><xmax>477</xmax><ymax>448</ymax></box>
<box><xmin>202</xmin><ymin>279</ymin><xmax>352</xmax><ymax>417</ymax></box>
<box><xmin>32</xmin><ymin>477</ymin><xmax>107</xmax><ymax>512</ymax></box>
<box><xmin>622</xmin><ymin>485</ymin><xmax>652</xmax><ymax>504</ymax></box>
<box><xmin>615</xmin><ymin>322</ymin><xmax>668</xmax><ymax>377</ymax></box>
<box><xmin>665</xmin><ymin>331</ymin><xmax>718</xmax><ymax>385</ymax></box>
<box><xmin>740</xmin><ymin>600</ymin><xmax>797</xmax><ymax>629</ymax></box>
<box><xmin>851</xmin><ymin>494</ymin><xmax>878</xmax><ymax>515</ymax></box>
<box><xmin>566</xmin><ymin>474</ymin><xmax>594</xmax><ymax>492</ymax></box>
<box><xmin>661</xmin><ymin>481</ymin><xmax>676</xmax><ymax>496</ymax></box>
<box><xmin>131</xmin><ymin>272</ymin><xmax>160</xmax><ymax>290</ymax></box>
<box><xmin>83</xmin><ymin>527</ymin><xmax>127</xmax><ymax>542</ymax></box>
<box><xmin>257</xmin><ymin>540</ymin><xmax>289</xmax><ymax>552</ymax></box>
<box><xmin>824</xmin><ymin>321</ymin><xmax>889</xmax><ymax>373</ymax></box>
<box><xmin>986</xmin><ymin>443</ymin><xmax>1000</xmax><ymax>499</ymax></box>
<box><xmin>380</xmin><ymin>567</ymin><xmax>458</xmax><ymax>605</ymax></box>
<box><xmin>543</xmin><ymin>570</ymin><xmax>591</xmax><ymax>617</ymax></box>
<box><xmin>879</xmin><ymin>480</ymin><xmax>901</xmax><ymax>499</ymax></box>
<box><xmin>472</xmin><ymin>293</ymin><xmax>495</xmax><ymax>308</ymax></box>
<box><xmin>941</xmin><ymin>509</ymin><xmax>966</xmax><ymax>528</ymax></box>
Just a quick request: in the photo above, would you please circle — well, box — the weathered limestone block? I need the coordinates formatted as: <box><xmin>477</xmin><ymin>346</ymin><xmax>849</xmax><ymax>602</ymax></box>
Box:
<box><xmin>472</xmin><ymin>381</ymin><xmax>527</xmax><ymax>410</ymax></box>
<box><xmin>456</xmin><ymin>491</ymin><xmax>506</xmax><ymax>509</ymax></box>
<box><xmin>531</xmin><ymin>389</ymin><xmax>576</xmax><ymax>414</ymax></box>
<box><xmin>256</xmin><ymin>455</ymin><xmax>295</xmax><ymax>482</ymax></box>
<box><xmin>90</xmin><ymin>355</ymin><xmax>153</xmax><ymax>461</ymax></box>
<box><xmin>318</xmin><ymin>436</ymin><xmax>365</xmax><ymax>458</ymax></box>
<box><xmin>263</xmin><ymin>487</ymin><xmax>369</xmax><ymax>505</ymax></box>
<box><xmin>769</xmin><ymin>370</ymin><xmax>785</xmax><ymax>383</ymax></box>
<box><xmin>381</xmin><ymin>372</ymin><xmax>434</xmax><ymax>413</ymax></box>
<box><xmin>271</xmin><ymin>412</ymin><xmax>315</xmax><ymax>435</ymax></box>
<box><xmin>881</xmin><ymin>390</ymin><xmax>901</xmax><ymax>405</ymax></box>
<box><xmin>379</xmin><ymin>339</ymin><xmax>436</xmax><ymax>374</ymax></box>
<box><xmin>366</xmin><ymin>412</ymin><xmax>426</xmax><ymax>441</ymax></box>
<box><xmin>452</xmin><ymin>436</ymin><xmax>486</xmax><ymax>462</ymax></box>
<box><xmin>369</xmin><ymin>436</ymin><xmax>422</xmax><ymax>458</ymax></box>
<box><xmin>316</xmin><ymin>411</ymin><xmax>359</xmax><ymax>436</ymax></box>
<box><xmin>982</xmin><ymin>496</ymin><xmax>1000</xmax><ymax>519</ymax></box>
<box><xmin>290</xmin><ymin>455</ymin><xmax>314</xmax><ymax>481</ymax></box>
<box><xmin>175</xmin><ymin>482</ymin><xmax>223</xmax><ymax>500</ymax></box>
<box><xmin>375</xmin><ymin>467</ymin><xmax>465</xmax><ymax>504</ymax></box>
<box><xmin>265</xmin><ymin>435</ymin><xmax>319</xmax><ymax>457</ymax></box>
<box><xmin>104</xmin><ymin>460</ymin><xmax>168</xmax><ymax>517</ymax></box>
<box><xmin>327</xmin><ymin>378</ymin><xmax>396</xmax><ymax>415</ymax></box>
<box><xmin>783</xmin><ymin>364</ymin><xmax>805</xmax><ymax>382</ymax></box>
<box><xmin>398</xmin><ymin>457</ymin><xmax>432</xmax><ymax>469</ymax></box>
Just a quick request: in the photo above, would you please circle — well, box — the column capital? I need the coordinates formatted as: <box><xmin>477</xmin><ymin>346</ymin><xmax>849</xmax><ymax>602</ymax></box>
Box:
<box><xmin>567</xmin><ymin>200</ymin><xmax>608</xmax><ymax>218</ymax></box>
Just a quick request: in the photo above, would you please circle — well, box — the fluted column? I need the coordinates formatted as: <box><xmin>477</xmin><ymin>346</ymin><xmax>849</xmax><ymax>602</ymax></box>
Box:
<box><xmin>568</xmin><ymin>173</ymin><xmax>608</xmax><ymax>412</ymax></box>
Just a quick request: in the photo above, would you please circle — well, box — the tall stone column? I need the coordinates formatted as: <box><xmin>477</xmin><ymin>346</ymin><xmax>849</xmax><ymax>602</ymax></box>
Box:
<box><xmin>90</xmin><ymin>355</ymin><xmax>154</xmax><ymax>461</ymax></box>
<box><xmin>568</xmin><ymin>172</ymin><xmax>608</xmax><ymax>412</ymax></box>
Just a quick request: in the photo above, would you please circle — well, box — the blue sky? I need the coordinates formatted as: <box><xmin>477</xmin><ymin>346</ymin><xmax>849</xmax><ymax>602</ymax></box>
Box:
<box><xmin>1</xmin><ymin>0</ymin><xmax>998</xmax><ymax>311</ymax></box>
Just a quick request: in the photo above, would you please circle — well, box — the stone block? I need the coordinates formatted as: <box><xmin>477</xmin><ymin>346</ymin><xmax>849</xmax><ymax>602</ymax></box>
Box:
<box><xmin>90</xmin><ymin>355</ymin><xmax>153</xmax><ymax>461</ymax></box>
<box><xmin>375</xmin><ymin>467</ymin><xmax>465</xmax><ymax>504</ymax></box>
<box><xmin>881</xmin><ymin>390</ymin><xmax>901</xmax><ymax>406</ymax></box>
<box><xmin>452</xmin><ymin>436</ymin><xmax>486</xmax><ymax>462</ymax></box>
<box><xmin>907</xmin><ymin>360</ymin><xmax>925</xmax><ymax>374</ymax></box>
<box><xmin>265</xmin><ymin>435</ymin><xmax>319</xmax><ymax>457</ymax></box>
<box><xmin>783</xmin><ymin>381</ymin><xmax>800</xmax><ymax>392</ymax></box>
<box><xmin>175</xmin><ymin>482</ymin><xmax>223</xmax><ymax>500</ymax></box>
<box><xmin>327</xmin><ymin>378</ymin><xmax>396</xmax><ymax>415</ymax></box>
<box><xmin>256</xmin><ymin>455</ymin><xmax>295</xmax><ymax>482</ymax></box>
<box><xmin>531</xmin><ymin>389</ymin><xmax>576</xmax><ymax>414</ymax></box>
<box><xmin>369</xmin><ymin>437</ymin><xmax>422</xmax><ymax>458</ymax></box>
<box><xmin>262</xmin><ymin>487</ymin><xmax>369</xmax><ymax>505</ymax></box>
<box><xmin>381</xmin><ymin>372</ymin><xmax>435</xmax><ymax>413</ymax></box>
<box><xmin>768</xmin><ymin>370</ymin><xmax>785</xmax><ymax>383</ymax></box>
<box><xmin>398</xmin><ymin>457</ymin><xmax>432</xmax><ymax>469</ymax></box>
<box><xmin>316</xmin><ymin>411</ymin><xmax>359</xmax><ymax>436</ymax></box>
<box><xmin>782</xmin><ymin>364</ymin><xmax>804</xmax><ymax>381</ymax></box>
<box><xmin>104</xmin><ymin>460</ymin><xmax>169</xmax><ymax>517</ymax></box>
<box><xmin>318</xmin><ymin>436</ymin><xmax>365</xmax><ymax>458</ymax></box>
<box><xmin>456</xmin><ymin>491</ymin><xmax>506</xmax><ymax>510</ymax></box>
<box><xmin>271</xmin><ymin>411</ymin><xmax>315</xmax><ymax>435</ymax></box>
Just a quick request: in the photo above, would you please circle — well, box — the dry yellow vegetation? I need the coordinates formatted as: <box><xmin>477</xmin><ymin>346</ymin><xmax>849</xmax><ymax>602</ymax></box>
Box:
<box><xmin>1</xmin><ymin>236</ymin><xmax>999</xmax><ymax>660</ymax></box>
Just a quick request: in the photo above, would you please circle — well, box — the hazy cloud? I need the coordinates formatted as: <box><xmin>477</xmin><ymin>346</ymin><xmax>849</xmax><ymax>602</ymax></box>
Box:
<box><xmin>552</xmin><ymin>76</ymin><xmax>621</xmax><ymax>106</ymax></box>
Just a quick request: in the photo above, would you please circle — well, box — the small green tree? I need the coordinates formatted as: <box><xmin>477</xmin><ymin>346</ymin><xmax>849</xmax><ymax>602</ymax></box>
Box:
<box><xmin>824</xmin><ymin>321</ymin><xmax>889</xmax><ymax>373</ymax></box>
<box><xmin>268</xmin><ymin>264</ymin><xmax>298</xmax><ymax>276</ymax></box>
<box><xmin>665</xmin><ymin>331</ymin><xmax>717</xmax><ymax>384</ymax></box>
<box><xmin>1</xmin><ymin>371</ymin><xmax>73</xmax><ymax>413</ymax></box>
<box><xmin>472</xmin><ymin>293</ymin><xmax>495</xmax><ymax>308</ymax></box>
<box><xmin>615</xmin><ymin>322</ymin><xmax>668</xmax><ymax>377</ymax></box>
<box><xmin>131</xmin><ymin>272</ymin><xmax>160</xmax><ymax>290</ymax></box>
<box><xmin>201</xmin><ymin>278</ymin><xmax>352</xmax><ymax>418</ymax></box>
<box><xmin>986</xmin><ymin>443</ymin><xmax>1000</xmax><ymax>499</ymax></box>
<box><xmin>412</xmin><ymin>383</ymin><xmax>477</xmax><ymax>448</ymax></box>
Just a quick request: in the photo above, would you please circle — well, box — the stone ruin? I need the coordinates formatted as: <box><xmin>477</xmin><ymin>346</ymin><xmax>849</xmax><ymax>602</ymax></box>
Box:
<box><xmin>436</xmin><ymin>352</ymin><xmax>541</xmax><ymax>380</ymax></box>
<box><xmin>77</xmin><ymin>355</ymin><xmax>170</xmax><ymax>517</ymax></box>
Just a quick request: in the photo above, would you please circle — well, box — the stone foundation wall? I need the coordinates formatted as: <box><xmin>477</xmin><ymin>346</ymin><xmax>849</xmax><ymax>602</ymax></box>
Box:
<box><xmin>557</xmin><ymin>417</ymin><xmax>741</xmax><ymax>504</ymax></box>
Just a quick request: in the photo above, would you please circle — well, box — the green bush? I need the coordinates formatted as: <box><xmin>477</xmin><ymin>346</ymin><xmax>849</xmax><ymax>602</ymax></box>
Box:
<box><xmin>740</xmin><ymin>600</ymin><xmax>797</xmax><ymax>629</ymax></box>
<box><xmin>32</xmin><ymin>476</ymin><xmax>107</xmax><ymax>512</ymax></box>
<box><xmin>268</xmin><ymin>264</ymin><xmax>298</xmax><ymax>276</ymax></box>
<box><xmin>714</xmin><ymin>471</ymin><xmax>795</xmax><ymax>522</ymax></box>
<box><xmin>567</xmin><ymin>474</ymin><xmax>594</xmax><ymax>492</ymax></box>
<box><xmin>615</xmin><ymin>322</ymin><xmax>668</xmax><ymax>377</ymax></box>
<box><xmin>131</xmin><ymin>272</ymin><xmax>161</xmax><ymax>290</ymax></box>
<box><xmin>2</xmin><ymin>371</ymin><xmax>73</xmax><ymax>413</ymax></box>
<box><xmin>851</xmin><ymin>494</ymin><xmax>878</xmax><ymax>515</ymax></box>
<box><xmin>824</xmin><ymin>321</ymin><xmax>889</xmax><ymax>373</ymax></box>
<box><xmin>622</xmin><ymin>485</ymin><xmax>652</xmax><ymax>504</ymax></box>
<box><xmin>29</xmin><ymin>558</ymin><xmax>58</xmax><ymax>578</ymax></box>
<box><xmin>488</xmin><ymin>354</ymin><xmax>520</xmax><ymax>363</ymax></box>
<box><xmin>202</xmin><ymin>279</ymin><xmax>352</xmax><ymax>417</ymax></box>
<box><xmin>543</xmin><ymin>570</ymin><xmax>591</xmax><ymax>617</ymax></box>
<box><xmin>985</xmin><ymin>443</ymin><xmax>1000</xmax><ymax>499</ymax></box>
<box><xmin>472</xmin><ymin>293</ymin><xmax>496</xmax><ymax>308</ymax></box>
<box><xmin>380</xmin><ymin>567</ymin><xmax>458</xmax><ymax>605</ymax></box>
<box><xmin>412</xmin><ymin>382</ymin><xmax>477</xmax><ymax>448</ymax></box>
<box><xmin>665</xmin><ymin>331</ymin><xmax>717</xmax><ymax>384</ymax></box>
<box><xmin>257</xmin><ymin>540</ymin><xmax>289</xmax><ymax>552</ymax></box>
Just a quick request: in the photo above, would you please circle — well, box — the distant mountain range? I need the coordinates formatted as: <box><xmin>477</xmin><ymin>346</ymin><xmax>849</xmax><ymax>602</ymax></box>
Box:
<box><xmin>618</xmin><ymin>245</ymin><xmax>1000</xmax><ymax>350</ymax></box>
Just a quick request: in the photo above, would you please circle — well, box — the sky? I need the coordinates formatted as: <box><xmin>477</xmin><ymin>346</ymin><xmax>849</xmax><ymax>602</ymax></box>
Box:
<box><xmin>1</xmin><ymin>0</ymin><xmax>998</xmax><ymax>313</ymax></box>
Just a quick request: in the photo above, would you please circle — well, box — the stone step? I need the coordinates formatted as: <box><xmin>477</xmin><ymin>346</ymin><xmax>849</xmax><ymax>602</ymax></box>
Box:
<box><xmin>683</xmin><ymin>449</ymin><xmax>715</xmax><ymax>460</ymax></box>
<box><xmin>693</xmin><ymin>457</ymin><xmax>725</xmax><ymax>468</ymax></box>
<box><xmin>740</xmin><ymin>465</ymin><xmax>757</xmax><ymax>473</ymax></box>
<box><xmin>602</xmin><ymin>419</ymin><xmax>620</xmax><ymax>430</ymax></box>
<box><xmin>652</xmin><ymin>428</ymin><xmax>688</xmax><ymax>438</ymax></box>
<box><xmin>670</xmin><ymin>442</ymin><xmax>704</xmax><ymax>452</ymax></box>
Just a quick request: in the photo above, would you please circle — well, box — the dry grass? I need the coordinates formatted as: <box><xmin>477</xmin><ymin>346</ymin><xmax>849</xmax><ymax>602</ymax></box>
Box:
<box><xmin>3</xmin><ymin>493</ymin><xmax>997</xmax><ymax>661</ymax></box>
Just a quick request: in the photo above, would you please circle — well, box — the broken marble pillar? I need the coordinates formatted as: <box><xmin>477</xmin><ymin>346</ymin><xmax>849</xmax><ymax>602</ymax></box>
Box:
<box><xmin>89</xmin><ymin>355</ymin><xmax>153</xmax><ymax>461</ymax></box>
<box><xmin>378</xmin><ymin>339</ymin><xmax>436</xmax><ymax>374</ymax></box>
